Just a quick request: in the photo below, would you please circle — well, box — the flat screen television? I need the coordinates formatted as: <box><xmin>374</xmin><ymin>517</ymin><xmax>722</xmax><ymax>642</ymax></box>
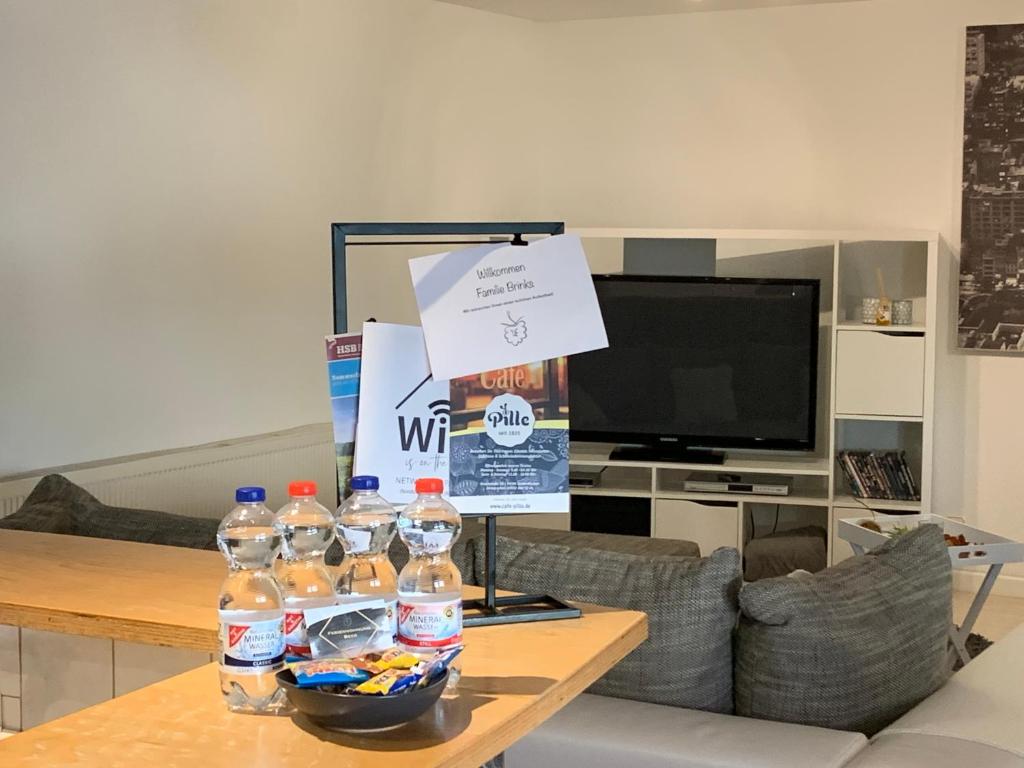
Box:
<box><xmin>569</xmin><ymin>275</ymin><xmax>820</xmax><ymax>462</ymax></box>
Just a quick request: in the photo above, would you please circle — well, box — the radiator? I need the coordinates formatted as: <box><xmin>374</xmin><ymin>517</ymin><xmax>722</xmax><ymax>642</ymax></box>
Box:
<box><xmin>0</xmin><ymin>423</ymin><xmax>337</xmax><ymax>520</ymax></box>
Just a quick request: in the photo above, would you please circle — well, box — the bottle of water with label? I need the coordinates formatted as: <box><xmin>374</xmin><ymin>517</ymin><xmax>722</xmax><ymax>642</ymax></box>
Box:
<box><xmin>335</xmin><ymin>475</ymin><xmax>399</xmax><ymax>644</ymax></box>
<box><xmin>217</xmin><ymin>486</ymin><xmax>288</xmax><ymax>714</ymax></box>
<box><xmin>397</xmin><ymin>478</ymin><xmax>463</xmax><ymax>654</ymax></box>
<box><xmin>273</xmin><ymin>481</ymin><xmax>336</xmax><ymax>659</ymax></box>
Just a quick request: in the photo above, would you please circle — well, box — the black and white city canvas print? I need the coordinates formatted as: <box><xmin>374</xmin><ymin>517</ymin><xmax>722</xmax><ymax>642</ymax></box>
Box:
<box><xmin>960</xmin><ymin>23</ymin><xmax>1024</xmax><ymax>351</ymax></box>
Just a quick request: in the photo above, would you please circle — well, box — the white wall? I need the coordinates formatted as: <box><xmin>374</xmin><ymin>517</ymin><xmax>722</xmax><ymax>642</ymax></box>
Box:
<box><xmin>530</xmin><ymin>0</ymin><xmax>1024</xmax><ymax>588</ymax></box>
<box><xmin>4</xmin><ymin>0</ymin><xmax>1022</xmax><ymax>589</ymax></box>
<box><xmin>0</xmin><ymin>0</ymin><xmax>546</xmax><ymax>475</ymax></box>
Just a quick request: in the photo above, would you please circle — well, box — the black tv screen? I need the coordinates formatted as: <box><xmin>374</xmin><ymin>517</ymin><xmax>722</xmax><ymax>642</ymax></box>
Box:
<box><xmin>569</xmin><ymin>275</ymin><xmax>820</xmax><ymax>451</ymax></box>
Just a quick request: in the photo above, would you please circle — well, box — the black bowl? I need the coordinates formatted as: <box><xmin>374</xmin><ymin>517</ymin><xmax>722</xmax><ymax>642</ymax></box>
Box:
<box><xmin>276</xmin><ymin>668</ymin><xmax>449</xmax><ymax>732</ymax></box>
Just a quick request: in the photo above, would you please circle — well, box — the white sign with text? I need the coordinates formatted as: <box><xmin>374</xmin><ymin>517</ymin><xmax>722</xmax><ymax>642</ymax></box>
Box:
<box><xmin>408</xmin><ymin>234</ymin><xmax>608</xmax><ymax>380</ymax></box>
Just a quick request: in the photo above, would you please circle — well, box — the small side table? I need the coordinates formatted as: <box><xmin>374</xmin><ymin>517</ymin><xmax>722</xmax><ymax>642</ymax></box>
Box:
<box><xmin>838</xmin><ymin>514</ymin><xmax>1024</xmax><ymax>667</ymax></box>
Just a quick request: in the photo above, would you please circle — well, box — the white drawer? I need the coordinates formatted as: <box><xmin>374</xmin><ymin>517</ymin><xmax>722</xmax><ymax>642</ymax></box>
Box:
<box><xmin>835</xmin><ymin>331</ymin><xmax>924</xmax><ymax>417</ymax></box>
<box><xmin>653</xmin><ymin>499</ymin><xmax>738</xmax><ymax>555</ymax></box>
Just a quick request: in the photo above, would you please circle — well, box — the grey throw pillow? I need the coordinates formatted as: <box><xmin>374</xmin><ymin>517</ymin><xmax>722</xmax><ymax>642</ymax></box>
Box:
<box><xmin>0</xmin><ymin>474</ymin><xmax>220</xmax><ymax>549</ymax></box>
<box><xmin>476</xmin><ymin>533</ymin><xmax>741</xmax><ymax>713</ymax></box>
<box><xmin>735</xmin><ymin>524</ymin><xmax>952</xmax><ymax>735</ymax></box>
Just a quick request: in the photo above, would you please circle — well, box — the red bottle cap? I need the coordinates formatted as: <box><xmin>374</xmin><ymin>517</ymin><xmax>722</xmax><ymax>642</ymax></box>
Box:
<box><xmin>414</xmin><ymin>477</ymin><xmax>444</xmax><ymax>494</ymax></box>
<box><xmin>288</xmin><ymin>480</ymin><xmax>317</xmax><ymax>497</ymax></box>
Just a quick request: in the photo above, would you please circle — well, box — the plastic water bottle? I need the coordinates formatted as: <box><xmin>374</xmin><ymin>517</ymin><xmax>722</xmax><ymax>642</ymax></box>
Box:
<box><xmin>217</xmin><ymin>486</ymin><xmax>288</xmax><ymax>714</ymax></box>
<box><xmin>335</xmin><ymin>475</ymin><xmax>399</xmax><ymax>644</ymax></box>
<box><xmin>273</xmin><ymin>480</ymin><xmax>336</xmax><ymax>658</ymax></box>
<box><xmin>397</xmin><ymin>478</ymin><xmax>463</xmax><ymax>654</ymax></box>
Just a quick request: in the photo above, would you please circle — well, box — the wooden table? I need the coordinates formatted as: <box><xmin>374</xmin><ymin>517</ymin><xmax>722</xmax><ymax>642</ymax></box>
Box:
<box><xmin>0</xmin><ymin>530</ymin><xmax>647</xmax><ymax>766</ymax></box>
<box><xmin>0</xmin><ymin>529</ymin><xmax>223</xmax><ymax>651</ymax></box>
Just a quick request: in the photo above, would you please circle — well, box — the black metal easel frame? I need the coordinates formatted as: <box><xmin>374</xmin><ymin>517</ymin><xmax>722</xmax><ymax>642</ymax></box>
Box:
<box><xmin>461</xmin><ymin>514</ymin><xmax>581</xmax><ymax>627</ymax></box>
<box><xmin>331</xmin><ymin>221</ymin><xmax>581</xmax><ymax>627</ymax></box>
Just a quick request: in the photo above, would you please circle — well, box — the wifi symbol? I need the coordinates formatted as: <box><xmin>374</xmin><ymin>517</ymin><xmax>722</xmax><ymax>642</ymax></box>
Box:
<box><xmin>429</xmin><ymin>399</ymin><xmax>451</xmax><ymax>424</ymax></box>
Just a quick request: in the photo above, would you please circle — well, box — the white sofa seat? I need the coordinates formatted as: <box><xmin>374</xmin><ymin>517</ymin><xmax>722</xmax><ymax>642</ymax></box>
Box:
<box><xmin>506</xmin><ymin>693</ymin><xmax>867</xmax><ymax>768</ymax></box>
<box><xmin>845</xmin><ymin>623</ymin><xmax>1024</xmax><ymax>767</ymax></box>
<box><xmin>846</xmin><ymin>732</ymin><xmax>1022</xmax><ymax>768</ymax></box>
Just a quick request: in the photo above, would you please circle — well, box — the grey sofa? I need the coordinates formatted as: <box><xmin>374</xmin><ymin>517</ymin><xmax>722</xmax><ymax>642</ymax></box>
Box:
<box><xmin>501</xmin><ymin>523</ymin><xmax>1023</xmax><ymax>768</ymax></box>
<box><xmin>511</xmin><ymin>622</ymin><xmax>1024</xmax><ymax>768</ymax></box>
<box><xmin>6</xmin><ymin>476</ymin><xmax>1021</xmax><ymax>767</ymax></box>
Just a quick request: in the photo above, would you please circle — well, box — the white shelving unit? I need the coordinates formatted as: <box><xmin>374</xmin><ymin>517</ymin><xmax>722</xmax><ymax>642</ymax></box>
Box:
<box><xmin>529</xmin><ymin>228</ymin><xmax>940</xmax><ymax>566</ymax></box>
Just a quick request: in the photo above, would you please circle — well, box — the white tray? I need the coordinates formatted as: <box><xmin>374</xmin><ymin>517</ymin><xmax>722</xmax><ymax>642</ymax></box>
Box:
<box><xmin>837</xmin><ymin>514</ymin><xmax>1024</xmax><ymax>568</ymax></box>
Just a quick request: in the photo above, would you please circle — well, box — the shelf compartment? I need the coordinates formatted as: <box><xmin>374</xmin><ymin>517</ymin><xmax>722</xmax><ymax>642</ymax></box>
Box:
<box><xmin>569</xmin><ymin>465</ymin><xmax>652</xmax><ymax>498</ymax></box>
<box><xmin>836</xmin><ymin>240</ymin><xmax>929</xmax><ymax>326</ymax></box>
<box><xmin>833</xmin><ymin>419</ymin><xmax>922</xmax><ymax>505</ymax></box>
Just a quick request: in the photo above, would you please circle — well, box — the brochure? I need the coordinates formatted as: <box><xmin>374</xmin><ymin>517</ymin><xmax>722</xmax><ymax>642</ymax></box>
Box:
<box><xmin>448</xmin><ymin>358</ymin><xmax>570</xmax><ymax>515</ymax></box>
<box><xmin>325</xmin><ymin>333</ymin><xmax>362</xmax><ymax>496</ymax></box>
<box><xmin>353</xmin><ymin>322</ymin><xmax>450</xmax><ymax>505</ymax></box>
<box><xmin>408</xmin><ymin>234</ymin><xmax>608</xmax><ymax>380</ymax></box>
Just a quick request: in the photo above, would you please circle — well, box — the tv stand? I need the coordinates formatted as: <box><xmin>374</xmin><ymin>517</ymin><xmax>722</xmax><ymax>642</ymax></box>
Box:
<box><xmin>610</xmin><ymin>445</ymin><xmax>726</xmax><ymax>464</ymax></box>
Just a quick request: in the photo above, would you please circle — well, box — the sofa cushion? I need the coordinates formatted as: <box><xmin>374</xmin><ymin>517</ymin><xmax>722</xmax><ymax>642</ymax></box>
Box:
<box><xmin>478</xmin><ymin>533</ymin><xmax>740</xmax><ymax>713</ymax></box>
<box><xmin>860</xmin><ymin>622</ymin><xmax>1024</xmax><ymax>761</ymax></box>
<box><xmin>743</xmin><ymin>525</ymin><xmax>827</xmax><ymax>581</ymax></box>
<box><xmin>507</xmin><ymin>692</ymin><xmax>868</xmax><ymax>768</ymax></box>
<box><xmin>0</xmin><ymin>474</ymin><xmax>220</xmax><ymax>549</ymax></box>
<box><xmin>735</xmin><ymin>524</ymin><xmax>952</xmax><ymax>735</ymax></box>
<box><xmin>842</xmin><ymin>733</ymin><xmax>1024</xmax><ymax>768</ymax></box>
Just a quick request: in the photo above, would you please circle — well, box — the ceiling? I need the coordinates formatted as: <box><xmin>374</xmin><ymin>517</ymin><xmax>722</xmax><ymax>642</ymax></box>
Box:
<box><xmin>436</xmin><ymin>0</ymin><xmax>864</xmax><ymax>22</ymax></box>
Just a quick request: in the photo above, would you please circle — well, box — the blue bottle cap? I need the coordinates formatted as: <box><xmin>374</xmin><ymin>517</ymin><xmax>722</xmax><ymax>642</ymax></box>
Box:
<box><xmin>235</xmin><ymin>486</ymin><xmax>266</xmax><ymax>503</ymax></box>
<box><xmin>350</xmin><ymin>475</ymin><xmax>379</xmax><ymax>491</ymax></box>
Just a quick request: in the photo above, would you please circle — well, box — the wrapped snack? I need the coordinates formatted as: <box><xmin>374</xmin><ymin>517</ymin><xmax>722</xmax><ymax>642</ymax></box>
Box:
<box><xmin>417</xmin><ymin>646</ymin><xmax>463</xmax><ymax>687</ymax></box>
<box><xmin>374</xmin><ymin>648</ymin><xmax>419</xmax><ymax>670</ymax></box>
<box><xmin>347</xmin><ymin>648</ymin><xmax>419</xmax><ymax>675</ymax></box>
<box><xmin>354</xmin><ymin>667</ymin><xmax>423</xmax><ymax>696</ymax></box>
<box><xmin>289</xmin><ymin>658</ymin><xmax>371</xmax><ymax>688</ymax></box>
<box><xmin>348</xmin><ymin>656</ymin><xmax>385</xmax><ymax>676</ymax></box>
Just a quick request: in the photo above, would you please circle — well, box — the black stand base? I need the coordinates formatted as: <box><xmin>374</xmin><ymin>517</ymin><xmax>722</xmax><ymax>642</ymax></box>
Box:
<box><xmin>610</xmin><ymin>445</ymin><xmax>726</xmax><ymax>464</ymax></box>
<box><xmin>461</xmin><ymin>515</ymin><xmax>582</xmax><ymax>628</ymax></box>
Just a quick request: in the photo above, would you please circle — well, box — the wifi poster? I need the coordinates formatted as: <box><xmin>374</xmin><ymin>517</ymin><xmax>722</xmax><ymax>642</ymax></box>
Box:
<box><xmin>447</xmin><ymin>358</ymin><xmax>570</xmax><ymax>515</ymax></box>
<box><xmin>353</xmin><ymin>322</ymin><xmax>450</xmax><ymax>505</ymax></box>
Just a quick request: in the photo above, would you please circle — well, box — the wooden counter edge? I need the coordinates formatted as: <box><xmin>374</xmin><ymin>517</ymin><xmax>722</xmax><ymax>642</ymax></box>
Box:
<box><xmin>0</xmin><ymin>604</ymin><xmax>218</xmax><ymax>652</ymax></box>
<box><xmin>447</xmin><ymin>609</ymin><xmax>648</xmax><ymax>768</ymax></box>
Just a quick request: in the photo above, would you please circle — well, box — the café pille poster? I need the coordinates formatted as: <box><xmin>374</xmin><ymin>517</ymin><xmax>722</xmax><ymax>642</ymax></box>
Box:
<box><xmin>447</xmin><ymin>359</ymin><xmax>570</xmax><ymax>515</ymax></box>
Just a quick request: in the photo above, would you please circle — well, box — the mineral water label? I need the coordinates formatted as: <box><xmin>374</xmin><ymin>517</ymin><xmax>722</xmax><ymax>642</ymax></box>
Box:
<box><xmin>283</xmin><ymin>610</ymin><xmax>311</xmax><ymax>658</ymax></box>
<box><xmin>397</xmin><ymin>599</ymin><xmax>462</xmax><ymax>648</ymax></box>
<box><xmin>218</xmin><ymin>614</ymin><xmax>284</xmax><ymax>675</ymax></box>
<box><xmin>384</xmin><ymin>599</ymin><xmax>398</xmax><ymax>642</ymax></box>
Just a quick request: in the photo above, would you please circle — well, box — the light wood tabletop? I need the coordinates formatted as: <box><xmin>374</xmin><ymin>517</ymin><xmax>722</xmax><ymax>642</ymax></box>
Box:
<box><xmin>0</xmin><ymin>529</ymin><xmax>648</xmax><ymax>766</ymax></box>
<box><xmin>0</xmin><ymin>529</ymin><xmax>223</xmax><ymax>650</ymax></box>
